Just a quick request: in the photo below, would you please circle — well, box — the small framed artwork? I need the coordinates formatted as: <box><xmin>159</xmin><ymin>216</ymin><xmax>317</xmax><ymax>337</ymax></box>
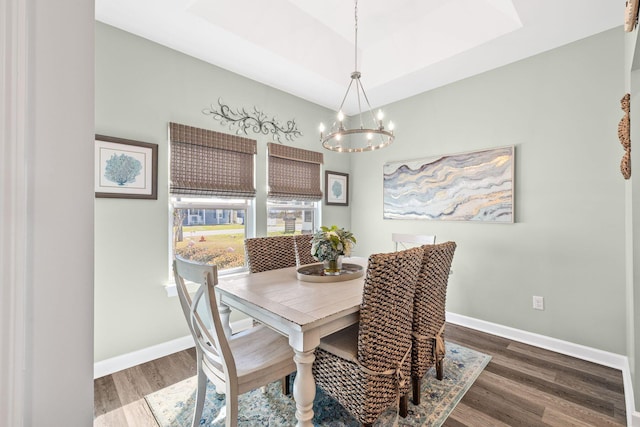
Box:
<box><xmin>325</xmin><ymin>170</ymin><xmax>349</xmax><ymax>206</ymax></box>
<box><xmin>95</xmin><ymin>134</ymin><xmax>158</xmax><ymax>199</ymax></box>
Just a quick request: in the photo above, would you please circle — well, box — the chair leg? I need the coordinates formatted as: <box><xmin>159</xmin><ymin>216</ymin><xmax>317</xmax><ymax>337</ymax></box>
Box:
<box><xmin>225</xmin><ymin>383</ymin><xmax>239</xmax><ymax>427</ymax></box>
<box><xmin>192</xmin><ymin>370</ymin><xmax>207</xmax><ymax>427</ymax></box>
<box><xmin>362</xmin><ymin>424</ymin><xmax>373</xmax><ymax>427</ymax></box>
<box><xmin>281</xmin><ymin>374</ymin><xmax>291</xmax><ymax>395</ymax></box>
<box><xmin>412</xmin><ymin>375</ymin><xmax>421</xmax><ymax>405</ymax></box>
<box><xmin>399</xmin><ymin>394</ymin><xmax>408</xmax><ymax>418</ymax></box>
<box><xmin>436</xmin><ymin>357</ymin><xmax>444</xmax><ymax>380</ymax></box>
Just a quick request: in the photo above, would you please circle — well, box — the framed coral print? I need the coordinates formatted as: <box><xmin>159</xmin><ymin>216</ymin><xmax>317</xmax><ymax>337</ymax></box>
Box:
<box><xmin>325</xmin><ymin>171</ymin><xmax>349</xmax><ymax>206</ymax></box>
<box><xmin>95</xmin><ymin>134</ymin><xmax>158</xmax><ymax>199</ymax></box>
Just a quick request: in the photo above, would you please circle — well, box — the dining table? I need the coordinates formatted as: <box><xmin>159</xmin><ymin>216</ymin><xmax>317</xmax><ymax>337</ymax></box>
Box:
<box><xmin>216</xmin><ymin>256</ymin><xmax>368</xmax><ymax>427</ymax></box>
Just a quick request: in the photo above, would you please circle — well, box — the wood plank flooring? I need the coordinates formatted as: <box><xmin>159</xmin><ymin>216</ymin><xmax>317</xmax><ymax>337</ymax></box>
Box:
<box><xmin>93</xmin><ymin>323</ymin><xmax>626</xmax><ymax>426</ymax></box>
<box><xmin>444</xmin><ymin>324</ymin><xmax>626</xmax><ymax>426</ymax></box>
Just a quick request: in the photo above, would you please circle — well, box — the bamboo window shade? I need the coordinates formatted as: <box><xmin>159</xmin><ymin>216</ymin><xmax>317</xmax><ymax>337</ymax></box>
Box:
<box><xmin>267</xmin><ymin>142</ymin><xmax>323</xmax><ymax>200</ymax></box>
<box><xmin>169</xmin><ymin>122</ymin><xmax>256</xmax><ymax>198</ymax></box>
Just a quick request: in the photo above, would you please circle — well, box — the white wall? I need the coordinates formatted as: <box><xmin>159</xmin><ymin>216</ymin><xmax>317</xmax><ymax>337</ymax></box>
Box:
<box><xmin>94</xmin><ymin>22</ymin><xmax>352</xmax><ymax>362</ymax></box>
<box><xmin>349</xmin><ymin>27</ymin><xmax>627</xmax><ymax>354</ymax></box>
<box><xmin>627</xmin><ymin>22</ymin><xmax>640</xmax><ymax>415</ymax></box>
<box><xmin>1</xmin><ymin>0</ymin><xmax>95</xmax><ymax>425</ymax></box>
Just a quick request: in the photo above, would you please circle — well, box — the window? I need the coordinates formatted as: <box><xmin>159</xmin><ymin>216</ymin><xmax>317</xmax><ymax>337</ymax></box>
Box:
<box><xmin>169</xmin><ymin>123</ymin><xmax>257</xmax><ymax>275</ymax></box>
<box><xmin>267</xmin><ymin>143</ymin><xmax>323</xmax><ymax>234</ymax></box>
<box><xmin>172</xmin><ymin>197</ymin><xmax>254</xmax><ymax>274</ymax></box>
<box><xmin>267</xmin><ymin>199</ymin><xmax>320</xmax><ymax>236</ymax></box>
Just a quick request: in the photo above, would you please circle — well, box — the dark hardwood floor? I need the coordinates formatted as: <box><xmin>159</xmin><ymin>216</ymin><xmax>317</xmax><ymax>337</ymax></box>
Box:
<box><xmin>94</xmin><ymin>323</ymin><xmax>626</xmax><ymax>426</ymax></box>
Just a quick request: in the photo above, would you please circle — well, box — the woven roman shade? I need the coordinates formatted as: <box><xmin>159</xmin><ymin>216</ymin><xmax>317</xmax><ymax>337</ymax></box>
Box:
<box><xmin>267</xmin><ymin>142</ymin><xmax>323</xmax><ymax>200</ymax></box>
<box><xmin>170</xmin><ymin>122</ymin><xmax>256</xmax><ymax>198</ymax></box>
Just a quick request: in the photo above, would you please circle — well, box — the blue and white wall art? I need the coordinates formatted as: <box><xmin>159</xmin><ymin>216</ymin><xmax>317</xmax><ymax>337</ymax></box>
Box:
<box><xmin>383</xmin><ymin>146</ymin><xmax>514</xmax><ymax>222</ymax></box>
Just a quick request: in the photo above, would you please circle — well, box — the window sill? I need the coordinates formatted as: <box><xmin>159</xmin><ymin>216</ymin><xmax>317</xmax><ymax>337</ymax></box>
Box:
<box><xmin>164</xmin><ymin>269</ymin><xmax>250</xmax><ymax>297</ymax></box>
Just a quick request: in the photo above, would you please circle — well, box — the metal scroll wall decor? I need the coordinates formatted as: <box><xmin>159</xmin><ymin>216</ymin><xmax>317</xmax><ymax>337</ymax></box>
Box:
<box><xmin>619</xmin><ymin>93</ymin><xmax>631</xmax><ymax>180</ymax></box>
<box><xmin>203</xmin><ymin>99</ymin><xmax>302</xmax><ymax>143</ymax></box>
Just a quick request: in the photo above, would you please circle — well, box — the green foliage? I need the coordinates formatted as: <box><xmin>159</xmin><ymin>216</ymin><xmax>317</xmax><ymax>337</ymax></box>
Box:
<box><xmin>310</xmin><ymin>225</ymin><xmax>356</xmax><ymax>261</ymax></box>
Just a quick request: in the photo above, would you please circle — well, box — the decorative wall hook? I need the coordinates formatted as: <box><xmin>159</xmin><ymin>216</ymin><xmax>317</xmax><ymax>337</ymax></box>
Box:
<box><xmin>203</xmin><ymin>99</ymin><xmax>302</xmax><ymax>143</ymax></box>
<box><xmin>618</xmin><ymin>93</ymin><xmax>631</xmax><ymax>180</ymax></box>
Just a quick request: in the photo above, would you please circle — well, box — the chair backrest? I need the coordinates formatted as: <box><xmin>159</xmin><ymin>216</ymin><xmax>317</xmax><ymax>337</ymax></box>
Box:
<box><xmin>392</xmin><ymin>233</ymin><xmax>436</xmax><ymax>251</ymax></box>
<box><xmin>244</xmin><ymin>235</ymin><xmax>297</xmax><ymax>273</ymax></box>
<box><xmin>412</xmin><ymin>241</ymin><xmax>457</xmax><ymax>374</ymax></box>
<box><xmin>357</xmin><ymin>247</ymin><xmax>423</xmax><ymax>370</ymax></box>
<box><xmin>173</xmin><ymin>257</ymin><xmax>236</xmax><ymax>381</ymax></box>
<box><xmin>293</xmin><ymin>234</ymin><xmax>316</xmax><ymax>266</ymax></box>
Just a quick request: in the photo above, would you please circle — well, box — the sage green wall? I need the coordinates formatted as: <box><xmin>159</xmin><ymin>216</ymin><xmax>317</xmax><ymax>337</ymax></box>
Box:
<box><xmin>95</xmin><ymin>22</ymin><xmax>628</xmax><ymax>362</ymax></box>
<box><xmin>95</xmin><ymin>22</ymin><xmax>350</xmax><ymax>362</ymax></box>
<box><xmin>627</xmin><ymin>27</ymin><xmax>640</xmax><ymax>411</ymax></box>
<box><xmin>349</xmin><ymin>27</ymin><xmax>627</xmax><ymax>354</ymax></box>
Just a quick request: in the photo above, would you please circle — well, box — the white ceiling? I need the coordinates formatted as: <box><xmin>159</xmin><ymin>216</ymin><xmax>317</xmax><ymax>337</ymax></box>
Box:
<box><xmin>95</xmin><ymin>0</ymin><xmax>621</xmax><ymax>115</ymax></box>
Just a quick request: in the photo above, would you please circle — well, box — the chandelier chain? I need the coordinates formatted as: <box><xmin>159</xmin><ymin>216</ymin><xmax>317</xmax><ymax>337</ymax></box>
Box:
<box><xmin>354</xmin><ymin>0</ymin><xmax>358</xmax><ymax>72</ymax></box>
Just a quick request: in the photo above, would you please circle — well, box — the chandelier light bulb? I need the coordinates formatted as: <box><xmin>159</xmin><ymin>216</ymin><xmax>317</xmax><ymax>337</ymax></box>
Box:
<box><xmin>336</xmin><ymin>133</ymin><xmax>342</xmax><ymax>141</ymax></box>
<box><xmin>319</xmin><ymin>123</ymin><xmax>325</xmax><ymax>133</ymax></box>
<box><xmin>338</xmin><ymin>111</ymin><xmax>345</xmax><ymax>122</ymax></box>
<box><xmin>388</xmin><ymin>121</ymin><xmax>395</xmax><ymax>131</ymax></box>
<box><xmin>377</xmin><ymin>110</ymin><xmax>384</xmax><ymax>121</ymax></box>
<box><xmin>367</xmin><ymin>133</ymin><xmax>373</xmax><ymax>140</ymax></box>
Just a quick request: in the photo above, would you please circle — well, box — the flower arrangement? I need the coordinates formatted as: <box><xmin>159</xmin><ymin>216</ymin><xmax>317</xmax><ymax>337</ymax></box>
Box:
<box><xmin>310</xmin><ymin>225</ymin><xmax>357</xmax><ymax>262</ymax></box>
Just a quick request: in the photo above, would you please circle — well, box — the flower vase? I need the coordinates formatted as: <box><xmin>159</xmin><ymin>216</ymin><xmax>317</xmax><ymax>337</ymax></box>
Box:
<box><xmin>323</xmin><ymin>256</ymin><xmax>342</xmax><ymax>276</ymax></box>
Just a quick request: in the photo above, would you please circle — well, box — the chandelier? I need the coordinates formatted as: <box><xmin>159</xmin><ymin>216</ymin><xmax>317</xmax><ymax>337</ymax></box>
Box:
<box><xmin>319</xmin><ymin>0</ymin><xmax>394</xmax><ymax>153</ymax></box>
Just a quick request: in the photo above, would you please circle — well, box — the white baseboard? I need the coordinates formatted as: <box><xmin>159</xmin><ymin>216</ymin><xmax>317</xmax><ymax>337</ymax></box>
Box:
<box><xmin>446</xmin><ymin>312</ymin><xmax>636</xmax><ymax>427</ymax></box>
<box><xmin>93</xmin><ymin>318</ymin><xmax>254</xmax><ymax>379</ymax></box>
<box><xmin>94</xmin><ymin>335</ymin><xmax>194</xmax><ymax>379</ymax></box>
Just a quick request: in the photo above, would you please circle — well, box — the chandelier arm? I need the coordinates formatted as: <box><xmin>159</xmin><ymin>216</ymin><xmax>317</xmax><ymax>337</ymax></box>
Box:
<box><xmin>337</xmin><ymin>78</ymin><xmax>356</xmax><ymax>114</ymax></box>
<box><xmin>355</xmin><ymin>79</ymin><xmax>364</xmax><ymax>129</ymax></box>
<box><xmin>356</xmin><ymin>79</ymin><xmax>379</xmax><ymax>125</ymax></box>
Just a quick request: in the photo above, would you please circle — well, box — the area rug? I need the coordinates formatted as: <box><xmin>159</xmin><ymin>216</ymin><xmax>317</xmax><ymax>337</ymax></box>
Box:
<box><xmin>145</xmin><ymin>342</ymin><xmax>490</xmax><ymax>427</ymax></box>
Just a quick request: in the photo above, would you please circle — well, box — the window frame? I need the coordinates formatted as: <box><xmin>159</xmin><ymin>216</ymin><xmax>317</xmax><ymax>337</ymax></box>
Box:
<box><xmin>169</xmin><ymin>196</ymin><xmax>256</xmax><ymax>282</ymax></box>
<box><xmin>266</xmin><ymin>198</ymin><xmax>321</xmax><ymax>236</ymax></box>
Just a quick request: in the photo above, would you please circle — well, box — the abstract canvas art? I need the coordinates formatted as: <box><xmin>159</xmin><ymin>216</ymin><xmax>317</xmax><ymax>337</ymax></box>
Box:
<box><xmin>383</xmin><ymin>146</ymin><xmax>514</xmax><ymax>222</ymax></box>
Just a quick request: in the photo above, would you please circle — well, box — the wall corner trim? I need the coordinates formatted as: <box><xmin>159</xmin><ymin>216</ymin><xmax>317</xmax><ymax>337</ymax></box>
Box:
<box><xmin>446</xmin><ymin>312</ymin><xmax>636</xmax><ymax>427</ymax></box>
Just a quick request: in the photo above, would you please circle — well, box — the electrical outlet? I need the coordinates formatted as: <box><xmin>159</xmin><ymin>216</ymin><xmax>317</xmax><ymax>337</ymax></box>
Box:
<box><xmin>533</xmin><ymin>296</ymin><xmax>544</xmax><ymax>310</ymax></box>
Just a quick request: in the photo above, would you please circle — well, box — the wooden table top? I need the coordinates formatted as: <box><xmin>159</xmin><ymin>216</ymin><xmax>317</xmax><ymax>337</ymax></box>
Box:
<box><xmin>217</xmin><ymin>257</ymin><xmax>368</xmax><ymax>332</ymax></box>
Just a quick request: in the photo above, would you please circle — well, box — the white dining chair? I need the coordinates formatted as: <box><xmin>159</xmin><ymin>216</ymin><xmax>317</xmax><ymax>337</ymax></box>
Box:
<box><xmin>392</xmin><ymin>233</ymin><xmax>436</xmax><ymax>251</ymax></box>
<box><xmin>173</xmin><ymin>257</ymin><xmax>296</xmax><ymax>427</ymax></box>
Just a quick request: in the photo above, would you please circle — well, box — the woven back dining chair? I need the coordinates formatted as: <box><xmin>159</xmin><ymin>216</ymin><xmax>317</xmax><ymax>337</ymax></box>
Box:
<box><xmin>312</xmin><ymin>247</ymin><xmax>423</xmax><ymax>427</ymax></box>
<box><xmin>244</xmin><ymin>235</ymin><xmax>297</xmax><ymax>273</ymax></box>
<box><xmin>173</xmin><ymin>257</ymin><xmax>296</xmax><ymax>427</ymax></box>
<box><xmin>410</xmin><ymin>241</ymin><xmax>457</xmax><ymax>405</ymax></box>
<box><xmin>293</xmin><ymin>233</ymin><xmax>316</xmax><ymax>266</ymax></box>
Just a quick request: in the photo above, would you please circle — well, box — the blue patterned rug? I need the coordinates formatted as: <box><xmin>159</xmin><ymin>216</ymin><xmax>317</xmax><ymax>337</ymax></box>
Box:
<box><xmin>145</xmin><ymin>342</ymin><xmax>490</xmax><ymax>426</ymax></box>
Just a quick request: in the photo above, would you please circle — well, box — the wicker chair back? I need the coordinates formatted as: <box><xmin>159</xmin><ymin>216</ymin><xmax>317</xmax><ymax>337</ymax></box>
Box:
<box><xmin>313</xmin><ymin>246</ymin><xmax>423</xmax><ymax>425</ymax></box>
<box><xmin>410</xmin><ymin>241</ymin><xmax>457</xmax><ymax>404</ymax></box>
<box><xmin>293</xmin><ymin>234</ymin><xmax>316</xmax><ymax>266</ymax></box>
<box><xmin>244</xmin><ymin>235</ymin><xmax>297</xmax><ymax>273</ymax></box>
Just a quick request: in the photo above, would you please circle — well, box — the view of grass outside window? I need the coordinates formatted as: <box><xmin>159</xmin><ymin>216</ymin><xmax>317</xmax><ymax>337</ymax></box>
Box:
<box><xmin>172</xmin><ymin>198</ymin><xmax>251</xmax><ymax>273</ymax></box>
<box><xmin>171</xmin><ymin>198</ymin><xmax>319</xmax><ymax>274</ymax></box>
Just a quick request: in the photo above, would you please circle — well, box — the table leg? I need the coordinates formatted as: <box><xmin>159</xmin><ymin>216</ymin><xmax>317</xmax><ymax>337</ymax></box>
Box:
<box><xmin>217</xmin><ymin>301</ymin><xmax>232</xmax><ymax>338</ymax></box>
<box><xmin>293</xmin><ymin>349</ymin><xmax>316</xmax><ymax>427</ymax></box>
